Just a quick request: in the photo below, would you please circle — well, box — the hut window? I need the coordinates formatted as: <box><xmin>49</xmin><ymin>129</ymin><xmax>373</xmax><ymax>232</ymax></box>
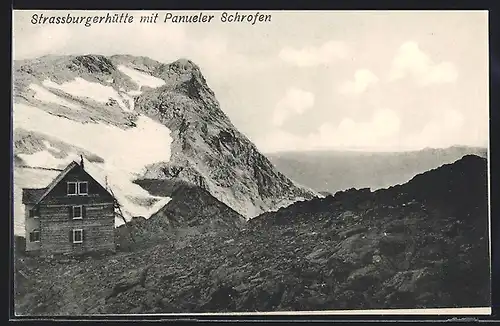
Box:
<box><xmin>72</xmin><ymin>229</ymin><xmax>83</xmax><ymax>244</ymax></box>
<box><xmin>29</xmin><ymin>229</ymin><xmax>40</xmax><ymax>242</ymax></box>
<box><xmin>68</xmin><ymin>181</ymin><xmax>88</xmax><ymax>196</ymax></box>
<box><xmin>67</xmin><ymin>182</ymin><xmax>77</xmax><ymax>195</ymax></box>
<box><xmin>78</xmin><ymin>181</ymin><xmax>88</xmax><ymax>195</ymax></box>
<box><xmin>72</xmin><ymin>205</ymin><xmax>83</xmax><ymax>219</ymax></box>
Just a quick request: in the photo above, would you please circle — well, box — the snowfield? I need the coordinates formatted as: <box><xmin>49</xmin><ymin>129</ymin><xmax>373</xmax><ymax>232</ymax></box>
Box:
<box><xmin>117</xmin><ymin>65</ymin><xmax>166</xmax><ymax>89</ymax></box>
<box><xmin>83</xmin><ymin>160</ymin><xmax>172</xmax><ymax>226</ymax></box>
<box><xmin>14</xmin><ymin>104</ymin><xmax>172</xmax><ymax>172</ymax></box>
<box><xmin>13</xmin><ymin>103</ymin><xmax>174</xmax><ymax>227</ymax></box>
<box><xmin>127</xmin><ymin>90</ymin><xmax>143</xmax><ymax>96</ymax></box>
<box><xmin>42</xmin><ymin>140</ymin><xmax>62</xmax><ymax>153</ymax></box>
<box><xmin>29</xmin><ymin>83</ymin><xmax>81</xmax><ymax>110</ymax></box>
<box><xmin>42</xmin><ymin>78</ymin><xmax>130</xmax><ymax>112</ymax></box>
<box><xmin>18</xmin><ymin>150</ymin><xmax>67</xmax><ymax>168</ymax></box>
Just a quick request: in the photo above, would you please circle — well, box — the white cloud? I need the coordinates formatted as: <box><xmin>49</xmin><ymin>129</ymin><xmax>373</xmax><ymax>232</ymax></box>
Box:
<box><xmin>272</xmin><ymin>88</ymin><xmax>315</xmax><ymax>127</ymax></box>
<box><xmin>389</xmin><ymin>41</ymin><xmax>458</xmax><ymax>85</ymax></box>
<box><xmin>258</xmin><ymin>107</ymin><xmax>476</xmax><ymax>153</ymax></box>
<box><xmin>307</xmin><ymin>108</ymin><xmax>401</xmax><ymax>150</ymax></box>
<box><xmin>193</xmin><ymin>34</ymin><xmax>277</xmax><ymax>78</ymax></box>
<box><xmin>405</xmin><ymin>109</ymin><xmax>465</xmax><ymax>149</ymax></box>
<box><xmin>279</xmin><ymin>40</ymin><xmax>350</xmax><ymax>67</ymax></box>
<box><xmin>259</xmin><ymin>108</ymin><xmax>403</xmax><ymax>152</ymax></box>
<box><xmin>339</xmin><ymin>69</ymin><xmax>379</xmax><ymax>94</ymax></box>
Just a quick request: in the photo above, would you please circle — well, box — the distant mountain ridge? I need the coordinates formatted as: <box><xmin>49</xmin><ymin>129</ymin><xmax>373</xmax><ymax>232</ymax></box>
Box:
<box><xmin>266</xmin><ymin>146</ymin><xmax>487</xmax><ymax>195</ymax></box>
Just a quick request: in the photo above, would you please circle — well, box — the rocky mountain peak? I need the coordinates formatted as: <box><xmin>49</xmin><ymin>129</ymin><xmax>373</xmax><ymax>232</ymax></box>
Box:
<box><xmin>13</xmin><ymin>53</ymin><xmax>317</xmax><ymax>222</ymax></box>
<box><xmin>70</xmin><ymin>54</ymin><xmax>116</xmax><ymax>75</ymax></box>
<box><xmin>168</xmin><ymin>58</ymin><xmax>201</xmax><ymax>74</ymax></box>
<box><xmin>129</xmin><ymin>55</ymin><xmax>318</xmax><ymax>217</ymax></box>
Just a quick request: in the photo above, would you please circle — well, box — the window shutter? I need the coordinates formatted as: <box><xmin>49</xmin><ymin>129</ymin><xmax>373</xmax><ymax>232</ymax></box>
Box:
<box><xmin>69</xmin><ymin>230</ymin><xmax>73</xmax><ymax>243</ymax></box>
<box><xmin>82</xmin><ymin>206</ymin><xmax>87</xmax><ymax>219</ymax></box>
<box><xmin>68</xmin><ymin>206</ymin><xmax>72</xmax><ymax>220</ymax></box>
<box><xmin>82</xmin><ymin>229</ymin><xmax>85</xmax><ymax>242</ymax></box>
<box><xmin>29</xmin><ymin>232</ymin><xmax>33</xmax><ymax>242</ymax></box>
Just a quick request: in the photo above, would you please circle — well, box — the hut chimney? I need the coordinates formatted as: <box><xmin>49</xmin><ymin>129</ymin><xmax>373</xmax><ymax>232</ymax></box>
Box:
<box><xmin>80</xmin><ymin>154</ymin><xmax>84</xmax><ymax>170</ymax></box>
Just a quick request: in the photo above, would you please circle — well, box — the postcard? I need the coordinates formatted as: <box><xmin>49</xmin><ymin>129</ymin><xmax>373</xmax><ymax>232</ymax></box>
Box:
<box><xmin>11</xmin><ymin>10</ymin><xmax>490</xmax><ymax>317</ymax></box>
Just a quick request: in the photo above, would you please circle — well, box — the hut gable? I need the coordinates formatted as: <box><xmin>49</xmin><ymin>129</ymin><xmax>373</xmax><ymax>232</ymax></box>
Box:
<box><xmin>32</xmin><ymin>161</ymin><xmax>113</xmax><ymax>205</ymax></box>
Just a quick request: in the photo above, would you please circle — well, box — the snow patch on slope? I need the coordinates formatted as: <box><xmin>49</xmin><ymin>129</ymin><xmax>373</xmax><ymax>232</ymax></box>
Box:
<box><xmin>117</xmin><ymin>65</ymin><xmax>166</xmax><ymax>89</ymax></box>
<box><xmin>14</xmin><ymin>103</ymin><xmax>172</xmax><ymax>171</ymax></box>
<box><xmin>14</xmin><ymin>103</ymin><xmax>174</xmax><ymax>225</ymax></box>
<box><xmin>42</xmin><ymin>140</ymin><xmax>62</xmax><ymax>153</ymax></box>
<box><xmin>83</xmin><ymin>160</ymin><xmax>171</xmax><ymax>226</ymax></box>
<box><xmin>42</xmin><ymin>78</ymin><xmax>130</xmax><ymax>112</ymax></box>
<box><xmin>128</xmin><ymin>90</ymin><xmax>143</xmax><ymax>96</ymax></box>
<box><xmin>18</xmin><ymin>150</ymin><xmax>67</xmax><ymax>168</ymax></box>
<box><xmin>29</xmin><ymin>84</ymin><xmax>81</xmax><ymax>110</ymax></box>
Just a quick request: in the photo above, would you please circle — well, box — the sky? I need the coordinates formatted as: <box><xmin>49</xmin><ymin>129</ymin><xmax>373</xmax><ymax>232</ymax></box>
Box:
<box><xmin>13</xmin><ymin>10</ymin><xmax>489</xmax><ymax>153</ymax></box>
